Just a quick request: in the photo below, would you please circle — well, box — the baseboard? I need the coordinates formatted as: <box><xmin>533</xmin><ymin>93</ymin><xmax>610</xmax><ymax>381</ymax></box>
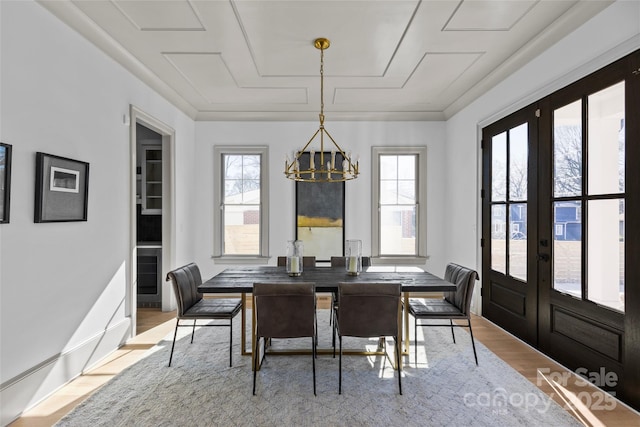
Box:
<box><xmin>0</xmin><ymin>318</ymin><xmax>132</xmax><ymax>427</ymax></box>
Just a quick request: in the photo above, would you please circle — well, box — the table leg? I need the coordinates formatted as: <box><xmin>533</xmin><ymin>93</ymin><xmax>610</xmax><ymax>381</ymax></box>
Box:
<box><xmin>404</xmin><ymin>292</ymin><xmax>411</xmax><ymax>355</ymax></box>
<box><xmin>241</xmin><ymin>293</ymin><xmax>247</xmax><ymax>355</ymax></box>
<box><xmin>398</xmin><ymin>297</ymin><xmax>404</xmax><ymax>370</ymax></box>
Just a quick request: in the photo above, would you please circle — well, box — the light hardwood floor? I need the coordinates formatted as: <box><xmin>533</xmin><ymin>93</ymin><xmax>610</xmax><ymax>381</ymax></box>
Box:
<box><xmin>10</xmin><ymin>306</ymin><xmax>640</xmax><ymax>426</ymax></box>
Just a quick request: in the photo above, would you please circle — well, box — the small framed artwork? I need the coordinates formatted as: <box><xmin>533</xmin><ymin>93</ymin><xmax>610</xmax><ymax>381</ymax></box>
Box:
<box><xmin>0</xmin><ymin>143</ymin><xmax>12</xmax><ymax>224</ymax></box>
<box><xmin>35</xmin><ymin>152</ymin><xmax>89</xmax><ymax>223</ymax></box>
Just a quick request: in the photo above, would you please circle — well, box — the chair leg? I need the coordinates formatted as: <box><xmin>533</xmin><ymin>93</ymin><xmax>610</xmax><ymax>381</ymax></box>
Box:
<box><xmin>312</xmin><ymin>336</ymin><xmax>317</xmax><ymax>396</ymax></box>
<box><xmin>332</xmin><ymin>317</ymin><xmax>337</xmax><ymax>358</ymax></box>
<box><xmin>253</xmin><ymin>336</ymin><xmax>260</xmax><ymax>395</ymax></box>
<box><xmin>414</xmin><ymin>320</ymin><xmax>418</xmax><ymax>367</ymax></box>
<box><xmin>168</xmin><ymin>320</ymin><xmax>180</xmax><ymax>367</ymax></box>
<box><xmin>468</xmin><ymin>320</ymin><xmax>479</xmax><ymax>366</ymax></box>
<box><xmin>191</xmin><ymin>320</ymin><xmax>197</xmax><ymax>343</ymax></box>
<box><xmin>329</xmin><ymin>294</ymin><xmax>333</xmax><ymax>325</ymax></box>
<box><xmin>395</xmin><ymin>336</ymin><xmax>402</xmax><ymax>395</ymax></box>
<box><xmin>450</xmin><ymin>319</ymin><xmax>456</xmax><ymax>343</ymax></box>
<box><xmin>338</xmin><ymin>335</ymin><xmax>343</xmax><ymax>394</ymax></box>
<box><xmin>229</xmin><ymin>318</ymin><xmax>233</xmax><ymax>367</ymax></box>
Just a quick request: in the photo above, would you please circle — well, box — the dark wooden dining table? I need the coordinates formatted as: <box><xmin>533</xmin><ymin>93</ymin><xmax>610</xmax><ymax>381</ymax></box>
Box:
<box><xmin>198</xmin><ymin>265</ymin><xmax>457</xmax><ymax>369</ymax></box>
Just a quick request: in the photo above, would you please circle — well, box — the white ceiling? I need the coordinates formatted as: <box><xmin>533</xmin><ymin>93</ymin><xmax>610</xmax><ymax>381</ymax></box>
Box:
<box><xmin>39</xmin><ymin>0</ymin><xmax>613</xmax><ymax>121</ymax></box>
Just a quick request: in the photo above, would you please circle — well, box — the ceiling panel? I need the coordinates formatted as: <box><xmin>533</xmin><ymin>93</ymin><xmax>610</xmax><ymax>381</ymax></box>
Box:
<box><xmin>40</xmin><ymin>0</ymin><xmax>613</xmax><ymax>120</ymax></box>
<box><xmin>445</xmin><ymin>0</ymin><xmax>538</xmax><ymax>31</ymax></box>
<box><xmin>233</xmin><ymin>0</ymin><xmax>419</xmax><ymax>76</ymax></box>
<box><xmin>113</xmin><ymin>0</ymin><xmax>205</xmax><ymax>31</ymax></box>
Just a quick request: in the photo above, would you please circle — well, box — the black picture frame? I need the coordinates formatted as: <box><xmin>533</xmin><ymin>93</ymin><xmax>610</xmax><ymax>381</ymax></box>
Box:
<box><xmin>295</xmin><ymin>151</ymin><xmax>345</xmax><ymax>262</ymax></box>
<box><xmin>35</xmin><ymin>152</ymin><xmax>89</xmax><ymax>223</ymax></box>
<box><xmin>0</xmin><ymin>143</ymin><xmax>12</xmax><ymax>224</ymax></box>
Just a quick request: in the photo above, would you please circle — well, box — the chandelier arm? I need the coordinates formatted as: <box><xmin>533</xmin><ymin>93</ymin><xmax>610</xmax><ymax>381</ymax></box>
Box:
<box><xmin>323</xmin><ymin>128</ymin><xmax>358</xmax><ymax>173</ymax></box>
<box><xmin>322</xmin><ymin>128</ymin><xmax>348</xmax><ymax>159</ymax></box>
<box><xmin>296</xmin><ymin>128</ymin><xmax>322</xmax><ymax>160</ymax></box>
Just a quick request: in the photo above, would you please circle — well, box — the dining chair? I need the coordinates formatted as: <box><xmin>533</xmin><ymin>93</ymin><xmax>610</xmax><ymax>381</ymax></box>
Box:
<box><xmin>165</xmin><ymin>262</ymin><xmax>242</xmax><ymax>367</ymax></box>
<box><xmin>329</xmin><ymin>256</ymin><xmax>371</xmax><ymax>341</ymax></box>
<box><xmin>408</xmin><ymin>263</ymin><xmax>479</xmax><ymax>366</ymax></box>
<box><xmin>334</xmin><ymin>282</ymin><xmax>403</xmax><ymax>395</ymax></box>
<box><xmin>252</xmin><ymin>282</ymin><xmax>317</xmax><ymax>396</ymax></box>
<box><xmin>276</xmin><ymin>256</ymin><xmax>316</xmax><ymax>267</ymax></box>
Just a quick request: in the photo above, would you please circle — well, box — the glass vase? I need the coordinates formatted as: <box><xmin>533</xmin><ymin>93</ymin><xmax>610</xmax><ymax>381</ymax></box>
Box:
<box><xmin>286</xmin><ymin>240</ymin><xmax>304</xmax><ymax>276</ymax></box>
<box><xmin>345</xmin><ymin>239</ymin><xmax>362</xmax><ymax>275</ymax></box>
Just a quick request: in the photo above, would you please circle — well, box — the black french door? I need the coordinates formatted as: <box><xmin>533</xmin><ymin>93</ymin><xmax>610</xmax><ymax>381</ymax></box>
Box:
<box><xmin>482</xmin><ymin>49</ymin><xmax>640</xmax><ymax>409</ymax></box>
<box><xmin>481</xmin><ymin>105</ymin><xmax>539</xmax><ymax>346</ymax></box>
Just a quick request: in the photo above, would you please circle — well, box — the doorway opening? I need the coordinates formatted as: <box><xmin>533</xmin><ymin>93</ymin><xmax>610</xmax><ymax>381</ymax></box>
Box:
<box><xmin>129</xmin><ymin>106</ymin><xmax>175</xmax><ymax>337</ymax></box>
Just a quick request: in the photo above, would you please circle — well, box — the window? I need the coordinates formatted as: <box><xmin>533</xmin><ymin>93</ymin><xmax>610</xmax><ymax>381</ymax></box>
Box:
<box><xmin>213</xmin><ymin>146</ymin><xmax>268</xmax><ymax>260</ymax></box>
<box><xmin>372</xmin><ymin>146</ymin><xmax>427</xmax><ymax>262</ymax></box>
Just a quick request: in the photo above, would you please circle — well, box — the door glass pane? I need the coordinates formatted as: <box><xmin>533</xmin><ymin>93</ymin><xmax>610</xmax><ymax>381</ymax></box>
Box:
<box><xmin>146</xmin><ymin>162</ymin><xmax>161</xmax><ymax>181</ymax></box>
<box><xmin>491</xmin><ymin>205</ymin><xmax>506</xmax><ymax>274</ymax></box>
<box><xmin>380</xmin><ymin>205</ymin><xmax>416</xmax><ymax>255</ymax></box>
<box><xmin>509</xmin><ymin>203</ymin><xmax>527</xmax><ymax>281</ymax></box>
<box><xmin>588</xmin><ymin>82</ymin><xmax>625</xmax><ymax>195</ymax></box>
<box><xmin>492</xmin><ymin>132</ymin><xmax>506</xmax><ymax>202</ymax></box>
<box><xmin>509</xmin><ymin>124</ymin><xmax>528</xmax><ymax>201</ymax></box>
<box><xmin>587</xmin><ymin>199</ymin><xmax>624</xmax><ymax>312</ymax></box>
<box><xmin>554</xmin><ymin>101</ymin><xmax>582</xmax><ymax>197</ymax></box>
<box><xmin>553</xmin><ymin>201</ymin><xmax>582</xmax><ymax>296</ymax></box>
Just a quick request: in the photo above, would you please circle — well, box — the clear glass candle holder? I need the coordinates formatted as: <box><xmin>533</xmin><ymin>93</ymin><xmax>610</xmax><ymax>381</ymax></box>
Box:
<box><xmin>345</xmin><ymin>239</ymin><xmax>362</xmax><ymax>275</ymax></box>
<box><xmin>286</xmin><ymin>240</ymin><xmax>304</xmax><ymax>276</ymax></box>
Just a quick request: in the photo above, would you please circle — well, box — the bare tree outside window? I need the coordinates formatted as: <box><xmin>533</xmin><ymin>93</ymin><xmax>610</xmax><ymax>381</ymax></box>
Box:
<box><xmin>554</xmin><ymin>125</ymin><xmax>583</xmax><ymax>197</ymax></box>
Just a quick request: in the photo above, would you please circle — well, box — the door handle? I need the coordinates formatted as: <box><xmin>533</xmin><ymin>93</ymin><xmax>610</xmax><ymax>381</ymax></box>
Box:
<box><xmin>537</xmin><ymin>253</ymin><xmax>550</xmax><ymax>262</ymax></box>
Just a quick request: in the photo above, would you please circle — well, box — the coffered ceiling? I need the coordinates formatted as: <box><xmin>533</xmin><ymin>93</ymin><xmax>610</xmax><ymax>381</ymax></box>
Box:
<box><xmin>39</xmin><ymin>0</ymin><xmax>612</xmax><ymax>121</ymax></box>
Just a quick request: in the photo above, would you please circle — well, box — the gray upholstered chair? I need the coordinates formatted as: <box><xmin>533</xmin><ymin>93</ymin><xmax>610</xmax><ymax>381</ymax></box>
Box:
<box><xmin>334</xmin><ymin>282</ymin><xmax>403</xmax><ymax>395</ymax></box>
<box><xmin>252</xmin><ymin>282</ymin><xmax>317</xmax><ymax>395</ymax></box>
<box><xmin>276</xmin><ymin>256</ymin><xmax>316</xmax><ymax>267</ymax></box>
<box><xmin>165</xmin><ymin>263</ymin><xmax>242</xmax><ymax>367</ymax></box>
<box><xmin>329</xmin><ymin>256</ymin><xmax>371</xmax><ymax>338</ymax></box>
<box><xmin>329</xmin><ymin>256</ymin><xmax>371</xmax><ymax>268</ymax></box>
<box><xmin>408</xmin><ymin>263</ymin><xmax>479</xmax><ymax>366</ymax></box>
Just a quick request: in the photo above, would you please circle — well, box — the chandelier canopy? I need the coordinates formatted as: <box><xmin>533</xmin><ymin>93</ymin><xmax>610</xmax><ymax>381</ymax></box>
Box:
<box><xmin>284</xmin><ymin>38</ymin><xmax>359</xmax><ymax>183</ymax></box>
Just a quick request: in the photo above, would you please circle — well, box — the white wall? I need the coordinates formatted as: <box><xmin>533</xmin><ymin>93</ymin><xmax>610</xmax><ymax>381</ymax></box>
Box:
<box><xmin>194</xmin><ymin>120</ymin><xmax>447</xmax><ymax>279</ymax></box>
<box><xmin>444</xmin><ymin>0</ymin><xmax>640</xmax><ymax>310</ymax></box>
<box><xmin>0</xmin><ymin>2</ymin><xmax>195</xmax><ymax>424</ymax></box>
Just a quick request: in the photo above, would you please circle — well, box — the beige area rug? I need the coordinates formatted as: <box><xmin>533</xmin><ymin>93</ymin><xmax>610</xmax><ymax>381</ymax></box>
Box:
<box><xmin>56</xmin><ymin>310</ymin><xmax>581</xmax><ymax>426</ymax></box>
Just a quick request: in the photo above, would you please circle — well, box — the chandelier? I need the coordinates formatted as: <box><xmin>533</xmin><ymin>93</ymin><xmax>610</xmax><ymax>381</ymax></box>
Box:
<box><xmin>284</xmin><ymin>38</ymin><xmax>359</xmax><ymax>182</ymax></box>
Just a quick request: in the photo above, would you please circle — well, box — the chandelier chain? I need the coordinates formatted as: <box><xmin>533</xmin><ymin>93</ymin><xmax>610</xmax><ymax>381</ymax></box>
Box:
<box><xmin>319</xmin><ymin>46</ymin><xmax>325</xmax><ymax>122</ymax></box>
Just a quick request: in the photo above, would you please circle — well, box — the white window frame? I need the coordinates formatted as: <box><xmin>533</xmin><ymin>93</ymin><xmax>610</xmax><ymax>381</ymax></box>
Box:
<box><xmin>371</xmin><ymin>146</ymin><xmax>427</xmax><ymax>264</ymax></box>
<box><xmin>212</xmin><ymin>146</ymin><xmax>269</xmax><ymax>263</ymax></box>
